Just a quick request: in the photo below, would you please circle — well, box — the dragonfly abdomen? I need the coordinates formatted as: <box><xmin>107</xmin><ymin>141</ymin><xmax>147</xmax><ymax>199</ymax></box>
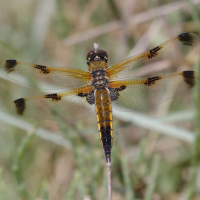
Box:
<box><xmin>95</xmin><ymin>88</ymin><xmax>113</xmax><ymax>163</ymax></box>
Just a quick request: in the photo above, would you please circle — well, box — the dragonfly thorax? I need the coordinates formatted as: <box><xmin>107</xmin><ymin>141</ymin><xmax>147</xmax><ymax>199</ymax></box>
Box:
<box><xmin>90</xmin><ymin>69</ymin><xmax>109</xmax><ymax>88</ymax></box>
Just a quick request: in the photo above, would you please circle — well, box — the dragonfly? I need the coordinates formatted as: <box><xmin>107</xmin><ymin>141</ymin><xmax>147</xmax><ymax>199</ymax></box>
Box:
<box><xmin>0</xmin><ymin>32</ymin><xmax>200</xmax><ymax>163</ymax></box>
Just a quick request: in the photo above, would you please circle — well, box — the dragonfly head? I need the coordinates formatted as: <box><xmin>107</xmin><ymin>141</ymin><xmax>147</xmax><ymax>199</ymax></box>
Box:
<box><xmin>86</xmin><ymin>43</ymin><xmax>108</xmax><ymax>67</ymax></box>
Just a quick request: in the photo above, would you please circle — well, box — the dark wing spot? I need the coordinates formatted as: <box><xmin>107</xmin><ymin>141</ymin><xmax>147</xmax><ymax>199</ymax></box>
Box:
<box><xmin>148</xmin><ymin>46</ymin><xmax>162</xmax><ymax>59</ymax></box>
<box><xmin>109</xmin><ymin>88</ymin><xmax>119</xmax><ymax>101</ymax></box>
<box><xmin>34</xmin><ymin>65</ymin><xmax>50</xmax><ymax>74</ymax></box>
<box><xmin>144</xmin><ymin>76</ymin><xmax>162</xmax><ymax>86</ymax></box>
<box><xmin>178</xmin><ymin>33</ymin><xmax>193</xmax><ymax>46</ymax></box>
<box><xmin>45</xmin><ymin>93</ymin><xmax>61</xmax><ymax>101</ymax></box>
<box><xmin>86</xmin><ymin>91</ymin><xmax>95</xmax><ymax>105</ymax></box>
<box><xmin>77</xmin><ymin>90</ymin><xmax>95</xmax><ymax>105</ymax></box>
<box><xmin>5</xmin><ymin>59</ymin><xmax>17</xmax><ymax>73</ymax></box>
<box><xmin>109</xmin><ymin>85</ymin><xmax>126</xmax><ymax>102</ymax></box>
<box><xmin>182</xmin><ymin>71</ymin><xmax>195</xmax><ymax>87</ymax></box>
<box><xmin>14</xmin><ymin>98</ymin><xmax>26</xmax><ymax>115</ymax></box>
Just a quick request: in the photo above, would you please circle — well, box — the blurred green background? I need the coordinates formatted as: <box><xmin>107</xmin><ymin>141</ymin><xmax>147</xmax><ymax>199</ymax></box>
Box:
<box><xmin>0</xmin><ymin>0</ymin><xmax>200</xmax><ymax>199</ymax></box>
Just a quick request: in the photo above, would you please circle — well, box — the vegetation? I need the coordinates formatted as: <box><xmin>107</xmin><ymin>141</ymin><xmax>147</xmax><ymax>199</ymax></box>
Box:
<box><xmin>0</xmin><ymin>0</ymin><xmax>200</xmax><ymax>199</ymax></box>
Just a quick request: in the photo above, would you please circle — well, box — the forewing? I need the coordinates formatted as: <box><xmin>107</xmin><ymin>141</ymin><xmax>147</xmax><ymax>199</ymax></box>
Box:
<box><xmin>0</xmin><ymin>60</ymin><xmax>91</xmax><ymax>90</ymax></box>
<box><xmin>107</xmin><ymin>33</ymin><xmax>200</xmax><ymax>80</ymax></box>
<box><xmin>109</xmin><ymin>71</ymin><xmax>199</xmax><ymax>112</ymax></box>
<box><xmin>10</xmin><ymin>85</ymin><xmax>95</xmax><ymax>121</ymax></box>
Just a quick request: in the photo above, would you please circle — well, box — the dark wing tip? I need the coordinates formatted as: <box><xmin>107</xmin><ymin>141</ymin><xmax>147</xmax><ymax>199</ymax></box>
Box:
<box><xmin>178</xmin><ymin>32</ymin><xmax>199</xmax><ymax>46</ymax></box>
<box><xmin>5</xmin><ymin>59</ymin><xmax>17</xmax><ymax>73</ymax></box>
<box><xmin>182</xmin><ymin>71</ymin><xmax>195</xmax><ymax>87</ymax></box>
<box><xmin>14</xmin><ymin>98</ymin><xmax>26</xmax><ymax>115</ymax></box>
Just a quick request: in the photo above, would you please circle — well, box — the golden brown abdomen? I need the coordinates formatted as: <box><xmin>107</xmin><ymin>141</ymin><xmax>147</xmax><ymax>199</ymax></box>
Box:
<box><xmin>95</xmin><ymin>88</ymin><xmax>113</xmax><ymax>163</ymax></box>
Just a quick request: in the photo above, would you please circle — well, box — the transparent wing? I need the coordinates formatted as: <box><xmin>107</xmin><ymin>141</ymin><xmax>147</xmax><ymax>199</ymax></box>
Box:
<box><xmin>10</xmin><ymin>85</ymin><xmax>95</xmax><ymax>121</ymax></box>
<box><xmin>107</xmin><ymin>33</ymin><xmax>200</xmax><ymax>80</ymax></box>
<box><xmin>0</xmin><ymin>60</ymin><xmax>91</xmax><ymax>90</ymax></box>
<box><xmin>109</xmin><ymin>71</ymin><xmax>200</xmax><ymax>112</ymax></box>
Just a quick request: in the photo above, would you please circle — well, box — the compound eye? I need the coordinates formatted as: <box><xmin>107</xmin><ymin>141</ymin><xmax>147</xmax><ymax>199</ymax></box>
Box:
<box><xmin>98</xmin><ymin>50</ymin><xmax>107</xmax><ymax>57</ymax></box>
<box><xmin>86</xmin><ymin>50</ymin><xmax>95</xmax><ymax>61</ymax></box>
<box><xmin>86</xmin><ymin>49</ymin><xmax>108</xmax><ymax>63</ymax></box>
<box><xmin>98</xmin><ymin>50</ymin><xmax>108</xmax><ymax>62</ymax></box>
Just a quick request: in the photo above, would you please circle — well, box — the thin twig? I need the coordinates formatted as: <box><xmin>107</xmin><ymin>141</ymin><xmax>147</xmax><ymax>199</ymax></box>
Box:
<box><xmin>106</xmin><ymin>161</ymin><xmax>112</xmax><ymax>200</ymax></box>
